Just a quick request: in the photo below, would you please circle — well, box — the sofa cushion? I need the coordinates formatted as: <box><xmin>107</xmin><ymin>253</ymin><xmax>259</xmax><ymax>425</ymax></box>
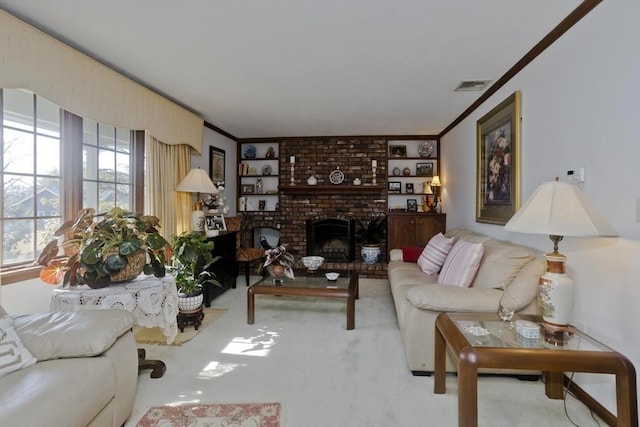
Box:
<box><xmin>437</xmin><ymin>240</ymin><xmax>484</xmax><ymax>287</ymax></box>
<box><xmin>470</xmin><ymin>238</ymin><xmax>537</xmax><ymax>289</ymax></box>
<box><xmin>13</xmin><ymin>309</ymin><xmax>135</xmax><ymax>361</ymax></box>
<box><xmin>417</xmin><ymin>233</ymin><xmax>454</xmax><ymax>275</ymax></box>
<box><xmin>406</xmin><ymin>284</ymin><xmax>502</xmax><ymax>312</ymax></box>
<box><xmin>0</xmin><ymin>317</ymin><xmax>37</xmax><ymax>379</ymax></box>
<box><xmin>401</xmin><ymin>246</ymin><xmax>423</xmax><ymax>263</ymax></box>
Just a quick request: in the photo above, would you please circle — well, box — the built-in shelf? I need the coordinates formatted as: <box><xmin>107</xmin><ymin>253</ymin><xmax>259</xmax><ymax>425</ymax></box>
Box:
<box><xmin>281</xmin><ymin>185</ymin><xmax>385</xmax><ymax>195</ymax></box>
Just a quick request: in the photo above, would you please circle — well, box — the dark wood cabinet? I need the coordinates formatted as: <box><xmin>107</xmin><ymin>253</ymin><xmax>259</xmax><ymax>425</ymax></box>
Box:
<box><xmin>387</xmin><ymin>213</ymin><xmax>446</xmax><ymax>256</ymax></box>
<box><xmin>203</xmin><ymin>231</ymin><xmax>238</xmax><ymax>307</ymax></box>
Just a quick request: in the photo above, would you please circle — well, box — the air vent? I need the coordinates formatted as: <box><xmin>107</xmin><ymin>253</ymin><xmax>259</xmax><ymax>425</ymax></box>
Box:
<box><xmin>455</xmin><ymin>80</ymin><xmax>491</xmax><ymax>92</ymax></box>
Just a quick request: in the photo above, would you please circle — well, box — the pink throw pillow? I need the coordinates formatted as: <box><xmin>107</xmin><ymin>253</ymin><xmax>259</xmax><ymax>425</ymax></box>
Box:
<box><xmin>437</xmin><ymin>240</ymin><xmax>484</xmax><ymax>287</ymax></box>
<box><xmin>417</xmin><ymin>233</ymin><xmax>455</xmax><ymax>275</ymax></box>
<box><xmin>401</xmin><ymin>246</ymin><xmax>423</xmax><ymax>263</ymax></box>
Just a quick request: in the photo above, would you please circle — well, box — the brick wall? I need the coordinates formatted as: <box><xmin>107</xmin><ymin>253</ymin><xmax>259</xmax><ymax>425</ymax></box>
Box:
<box><xmin>240</xmin><ymin>137</ymin><xmax>390</xmax><ymax>278</ymax></box>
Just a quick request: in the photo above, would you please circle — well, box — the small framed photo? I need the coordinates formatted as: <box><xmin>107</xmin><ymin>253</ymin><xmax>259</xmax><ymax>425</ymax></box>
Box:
<box><xmin>416</xmin><ymin>162</ymin><xmax>434</xmax><ymax>177</ymax></box>
<box><xmin>258</xmin><ymin>200</ymin><xmax>266</xmax><ymax>211</ymax></box>
<box><xmin>205</xmin><ymin>214</ymin><xmax>226</xmax><ymax>236</ymax></box>
<box><xmin>388</xmin><ymin>181</ymin><xmax>401</xmax><ymax>193</ymax></box>
<box><xmin>406</xmin><ymin>199</ymin><xmax>418</xmax><ymax>212</ymax></box>
<box><xmin>405</xmin><ymin>183</ymin><xmax>414</xmax><ymax>194</ymax></box>
<box><xmin>241</xmin><ymin>184</ymin><xmax>255</xmax><ymax>194</ymax></box>
<box><xmin>389</xmin><ymin>145</ymin><xmax>407</xmax><ymax>158</ymax></box>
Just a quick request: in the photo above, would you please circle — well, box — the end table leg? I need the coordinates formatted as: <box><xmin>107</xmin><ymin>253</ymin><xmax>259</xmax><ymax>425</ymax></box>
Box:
<box><xmin>616</xmin><ymin>371</ymin><xmax>638</xmax><ymax>427</ymax></box>
<box><xmin>458</xmin><ymin>351</ymin><xmax>479</xmax><ymax>427</ymax></box>
<box><xmin>545</xmin><ymin>371</ymin><xmax>565</xmax><ymax>399</ymax></box>
<box><xmin>434</xmin><ymin>325</ymin><xmax>446</xmax><ymax>394</ymax></box>
<box><xmin>247</xmin><ymin>287</ymin><xmax>255</xmax><ymax>325</ymax></box>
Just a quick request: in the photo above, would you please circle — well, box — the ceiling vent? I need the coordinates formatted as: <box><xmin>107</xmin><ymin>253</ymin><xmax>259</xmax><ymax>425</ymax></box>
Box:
<box><xmin>454</xmin><ymin>80</ymin><xmax>491</xmax><ymax>92</ymax></box>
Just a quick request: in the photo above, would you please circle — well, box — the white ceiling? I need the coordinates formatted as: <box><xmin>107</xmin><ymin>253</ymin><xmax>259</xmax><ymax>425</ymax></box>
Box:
<box><xmin>0</xmin><ymin>0</ymin><xmax>582</xmax><ymax>139</ymax></box>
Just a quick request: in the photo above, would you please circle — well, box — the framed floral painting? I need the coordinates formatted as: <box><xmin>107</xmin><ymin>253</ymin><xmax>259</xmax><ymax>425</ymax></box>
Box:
<box><xmin>476</xmin><ymin>91</ymin><xmax>521</xmax><ymax>225</ymax></box>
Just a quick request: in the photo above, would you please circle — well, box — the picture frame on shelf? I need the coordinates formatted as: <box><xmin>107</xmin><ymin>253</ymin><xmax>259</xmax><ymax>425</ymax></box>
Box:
<box><xmin>405</xmin><ymin>183</ymin><xmax>414</xmax><ymax>194</ymax></box>
<box><xmin>406</xmin><ymin>199</ymin><xmax>418</xmax><ymax>212</ymax></box>
<box><xmin>389</xmin><ymin>145</ymin><xmax>407</xmax><ymax>158</ymax></box>
<box><xmin>476</xmin><ymin>91</ymin><xmax>521</xmax><ymax>225</ymax></box>
<box><xmin>416</xmin><ymin>162</ymin><xmax>434</xmax><ymax>176</ymax></box>
<box><xmin>388</xmin><ymin>181</ymin><xmax>401</xmax><ymax>193</ymax></box>
<box><xmin>258</xmin><ymin>200</ymin><xmax>266</xmax><ymax>211</ymax></box>
<box><xmin>241</xmin><ymin>184</ymin><xmax>255</xmax><ymax>194</ymax></box>
<box><xmin>209</xmin><ymin>146</ymin><xmax>225</xmax><ymax>183</ymax></box>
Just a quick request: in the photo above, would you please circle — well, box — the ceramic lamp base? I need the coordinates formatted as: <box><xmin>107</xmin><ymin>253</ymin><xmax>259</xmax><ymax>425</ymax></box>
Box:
<box><xmin>191</xmin><ymin>203</ymin><xmax>205</xmax><ymax>233</ymax></box>
<box><xmin>538</xmin><ymin>252</ymin><xmax>574</xmax><ymax>329</ymax></box>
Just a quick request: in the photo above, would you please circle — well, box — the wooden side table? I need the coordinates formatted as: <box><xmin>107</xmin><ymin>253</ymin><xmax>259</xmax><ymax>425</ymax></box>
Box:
<box><xmin>434</xmin><ymin>313</ymin><xmax>637</xmax><ymax>427</ymax></box>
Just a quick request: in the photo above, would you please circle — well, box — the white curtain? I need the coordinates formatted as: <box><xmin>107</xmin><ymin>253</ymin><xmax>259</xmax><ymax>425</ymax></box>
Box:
<box><xmin>0</xmin><ymin>10</ymin><xmax>204</xmax><ymax>153</ymax></box>
<box><xmin>145</xmin><ymin>133</ymin><xmax>192</xmax><ymax>239</ymax></box>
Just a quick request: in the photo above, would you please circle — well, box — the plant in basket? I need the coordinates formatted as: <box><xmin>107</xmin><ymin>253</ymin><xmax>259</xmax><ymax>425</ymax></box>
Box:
<box><xmin>259</xmin><ymin>244</ymin><xmax>295</xmax><ymax>281</ymax></box>
<box><xmin>37</xmin><ymin>207</ymin><xmax>171</xmax><ymax>288</ymax></box>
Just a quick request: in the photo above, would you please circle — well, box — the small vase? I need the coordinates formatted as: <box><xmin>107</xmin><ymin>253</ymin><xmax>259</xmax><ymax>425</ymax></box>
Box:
<box><xmin>267</xmin><ymin>264</ymin><xmax>286</xmax><ymax>285</ymax></box>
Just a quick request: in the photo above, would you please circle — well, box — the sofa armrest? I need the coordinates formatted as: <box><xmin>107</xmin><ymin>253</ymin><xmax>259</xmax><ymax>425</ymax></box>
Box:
<box><xmin>406</xmin><ymin>284</ymin><xmax>502</xmax><ymax>312</ymax></box>
<box><xmin>13</xmin><ymin>309</ymin><xmax>135</xmax><ymax>361</ymax></box>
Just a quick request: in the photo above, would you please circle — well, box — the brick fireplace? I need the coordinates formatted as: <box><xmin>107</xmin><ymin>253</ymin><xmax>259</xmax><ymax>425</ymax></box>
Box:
<box><xmin>239</xmin><ymin>137</ymin><xmax>389</xmax><ymax>278</ymax></box>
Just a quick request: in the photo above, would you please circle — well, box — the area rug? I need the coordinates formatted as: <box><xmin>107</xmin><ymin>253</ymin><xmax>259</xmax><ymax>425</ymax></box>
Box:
<box><xmin>135</xmin><ymin>402</ymin><xmax>282</xmax><ymax>427</ymax></box>
<box><xmin>134</xmin><ymin>307</ymin><xmax>227</xmax><ymax>346</ymax></box>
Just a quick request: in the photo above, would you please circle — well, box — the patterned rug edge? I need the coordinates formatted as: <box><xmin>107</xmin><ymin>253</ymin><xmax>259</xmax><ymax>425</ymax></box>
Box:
<box><xmin>135</xmin><ymin>402</ymin><xmax>282</xmax><ymax>427</ymax></box>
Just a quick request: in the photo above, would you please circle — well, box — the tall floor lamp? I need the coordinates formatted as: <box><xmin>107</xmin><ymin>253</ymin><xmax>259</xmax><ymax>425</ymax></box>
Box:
<box><xmin>504</xmin><ymin>180</ymin><xmax>616</xmax><ymax>333</ymax></box>
<box><xmin>176</xmin><ymin>168</ymin><xmax>218</xmax><ymax>233</ymax></box>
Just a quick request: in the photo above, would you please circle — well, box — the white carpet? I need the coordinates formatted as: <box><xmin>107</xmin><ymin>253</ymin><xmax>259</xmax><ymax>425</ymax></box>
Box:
<box><xmin>129</xmin><ymin>277</ymin><xmax>603</xmax><ymax>427</ymax></box>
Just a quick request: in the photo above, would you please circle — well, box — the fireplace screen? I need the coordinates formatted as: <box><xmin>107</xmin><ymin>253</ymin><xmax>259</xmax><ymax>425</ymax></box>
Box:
<box><xmin>306</xmin><ymin>217</ymin><xmax>356</xmax><ymax>262</ymax></box>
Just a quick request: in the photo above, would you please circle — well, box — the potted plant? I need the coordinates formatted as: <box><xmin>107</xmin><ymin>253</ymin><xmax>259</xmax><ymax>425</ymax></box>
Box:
<box><xmin>259</xmin><ymin>244</ymin><xmax>295</xmax><ymax>284</ymax></box>
<box><xmin>169</xmin><ymin>231</ymin><xmax>221</xmax><ymax>312</ymax></box>
<box><xmin>355</xmin><ymin>214</ymin><xmax>387</xmax><ymax>264</ymax></box>
<box><xmin>37</xmin><ymin>207</ymin><xmax>171</xmax><ymax>288</ymax></box>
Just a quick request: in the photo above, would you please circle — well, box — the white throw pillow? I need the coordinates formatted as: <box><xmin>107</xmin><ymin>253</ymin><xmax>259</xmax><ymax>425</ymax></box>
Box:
<box><xmin>0</xmin><ymin>316</ymin><xmax>37</xmax><ymax>379</ymax></box>
<box><xmin>417</xmin><ymin>233</ymin><xmax>455</xmax><ymax>275</ymax></box>
<box><xmin>437</xmin><ymin>240</ymin><xmax>484</xmax><ymax>287</ymax></box>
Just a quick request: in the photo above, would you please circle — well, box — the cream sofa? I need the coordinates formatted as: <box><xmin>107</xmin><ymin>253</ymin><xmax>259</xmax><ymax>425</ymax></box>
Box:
<box><xmin>0</xmin><ymin>305</ymin><xmax>138</xmax><ymax>427</ymax></box>
<box><xmin>388</xmin><ymin>228</ymin><xmax>546</xmax><ymax>374</ymax></box>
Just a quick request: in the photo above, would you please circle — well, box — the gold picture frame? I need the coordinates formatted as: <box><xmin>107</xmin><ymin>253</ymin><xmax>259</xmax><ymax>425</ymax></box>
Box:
<box><xmin>476</xmin><ymin>91</ymin><xmax>521</xmax><ymax>225</ymax></box>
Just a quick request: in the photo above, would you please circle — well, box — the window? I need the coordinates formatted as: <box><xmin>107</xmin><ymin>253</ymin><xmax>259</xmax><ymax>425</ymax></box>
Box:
<box><xmin>1</xmin><ymin>89</ymin><xmax>143</xmax><ymax>281</ymax></box>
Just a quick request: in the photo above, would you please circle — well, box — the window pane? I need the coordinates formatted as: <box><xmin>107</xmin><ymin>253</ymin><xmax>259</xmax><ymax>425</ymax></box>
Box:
<box><xmin>36</xmin><ymin>135</ymin><xmax>60</xmax><ymax>176</ymax></box>
<box><xmin>3</xmin><ymin>90</ymin><xmax>34</xmax><ymax>132</ymax></box>
<box><xmin>36</xmin><ymin>177</ymin><xmax>61</xmax><ymax>217</ymax></box>
<box><xmin>116</xmin><ymin>184</ymin><xmax>130</xmax><ymax>210</ymax></box>
<box><xmin>98</xmin><ymin>182</ymin><xmax>116</xmax><ymax>212</ymax></box>
<box><xmin>83</xmin><ymin>180</ymin><xmax>98</xmax><ymax>211</ymax></box>
<box><xmin>3</xmin><ymin>174</ymin><xmax>34</xmax><ymax>217</ymax></box>
<box><xmin>83</xmin><ymin>145</ymin><xmax>98</xmax><ymax>180</ymax></box>
<box><xmin>116</xmin><ymin>127</ymin><xmax>131</xmax><ymax>153</ymax></box>
<box><xmin>98</xmin><ymin>148</ymin><xmax>115</xmax><ymax>181</ymax></box>
<box><xmin>3</xmin><ymin>128</ymin><xmax>34</xmax><ymax>174</ymax></box>
<box><xmin>37</xmin><ymin>217</ymin><xmax>60</xmax><ymax>253</ymax></box>
<box><xmin>98</xmin><ymin>124</ymin><xmax>115</xmax><ymax>150</ymax></box>
<box><xmin>83</xmin><ymin>118</ymin><xmax>98</xmax><ymax>146</ymax></box>
<box><xmin>2</xmin><ymin>219</ymin><xmax>34</xmax><ymax>264</ymax></box>
<box><xmin>116</xmin><ymin>152</ymin><xmax>130</xmax><ymax>183</ymax></box>
<box><xmin>36</xmin><ymin>96</ymin><xmax>60</xmax><ymax>137</ymax></box>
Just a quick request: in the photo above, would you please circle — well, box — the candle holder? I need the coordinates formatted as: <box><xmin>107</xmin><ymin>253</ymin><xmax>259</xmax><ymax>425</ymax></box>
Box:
<box><xmin>290</xmin><ymin>163</ymin><xmax>296</xmax><ymax>186</ymax></box>
<box><xmin>372</xmin><ymin>165</ymin><xmax>377</xmax><ymax>185</ymax></box>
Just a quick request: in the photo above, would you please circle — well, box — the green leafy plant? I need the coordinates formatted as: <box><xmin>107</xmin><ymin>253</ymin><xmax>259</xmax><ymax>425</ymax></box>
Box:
<box><xmin>355</xmin><ymin>214</ymin><xmax>387</xmax><ymax>246</ymax></box>
<box><xmin>169</xmin><ymin>231</ymin><xmax>221</xmax><ymax>294</ymax></box>
<box><xmin>37</xmin><ymin>207</ymin><xmax>170</xmax><ymax>287</ymax></box>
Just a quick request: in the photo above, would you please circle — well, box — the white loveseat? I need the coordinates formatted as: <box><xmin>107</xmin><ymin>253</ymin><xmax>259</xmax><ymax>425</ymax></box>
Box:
<box><xmin>388</xmin><ymin>228</ymin><xmax>545</xmax><ymax>374</ymax></box>
<box><xmin>0</xmin><ymin>305</ymin><xmax>138</xmax><ymax>427</ymax></box>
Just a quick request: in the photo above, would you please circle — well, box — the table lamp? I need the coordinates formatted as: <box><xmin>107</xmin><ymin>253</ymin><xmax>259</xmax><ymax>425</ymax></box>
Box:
<box><xmin>430</xmin><ymin>176</ymin><xmax>442</xmax><ymax>213</ymax></box>
<box><xmin>176</xmin><ymin>168</ymin><xmax>218</xmax><ymax>232</ymax></box>
<box><xmin>421</xmin><ymin>182</ymin><xmax>433</xmax><ymax>212</ymax></box>
<box><xmin>504</xmin><ymin>180</ymin><xmax>616</xmax><ymax>332</ymax></box>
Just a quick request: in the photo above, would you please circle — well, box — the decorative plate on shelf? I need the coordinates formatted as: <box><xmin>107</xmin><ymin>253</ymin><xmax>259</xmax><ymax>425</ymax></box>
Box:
<box><xmin>243</xmin><ymin>145</ymin><xmax>256</xmax><ymax>159</ymax></box>
<box><xmin>329</xmin><ymin>167</ymin><xmax>345</xmax><ymax>185</ymax></box>
<box><xmin>418</xmin><ymin>141</ymin><xmax>434</xmax><ymax>158</ymax></box>
<box><xmin>262</xmin><ymin>164</ymin><xmax>272</xmax><ymax>176</ymax></box>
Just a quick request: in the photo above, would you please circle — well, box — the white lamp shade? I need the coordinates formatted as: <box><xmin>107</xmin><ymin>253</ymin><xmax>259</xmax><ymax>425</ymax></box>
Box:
<box><xmin>422</xmin><ymin>182</ymin><xmax>433</xmax><ymax>194</ymax></box>
<box><xmin>430</xmin><ymin>176</ymin><xmax>441</xmax><ymax>187</ymax></box>
<box><xmin>504</xmin><ymin>181</ymin><xmax>616</xmax><ymax>237</ymax></box>
<box><xmin>176</xmin><ymin>168</ymin><xmax>218</xmax><ymax>194</ymax></box>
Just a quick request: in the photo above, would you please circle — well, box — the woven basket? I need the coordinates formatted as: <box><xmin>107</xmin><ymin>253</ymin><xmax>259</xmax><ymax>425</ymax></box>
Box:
<box><xmin>109</xmin><ymin>250</ymin><xmax>146</xmax><ymax>283</ymax></box>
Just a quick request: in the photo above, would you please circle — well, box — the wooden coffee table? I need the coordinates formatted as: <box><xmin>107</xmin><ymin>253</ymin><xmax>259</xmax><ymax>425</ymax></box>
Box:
<box><xmin>434</xmin><ymin>312</ymin><xmax>637</xmax><ymax>427</ymax></box>
<box><xmin>247</xmin><ymin>269</ymin><xmax>358</xmax><ymax>330</ymax></box>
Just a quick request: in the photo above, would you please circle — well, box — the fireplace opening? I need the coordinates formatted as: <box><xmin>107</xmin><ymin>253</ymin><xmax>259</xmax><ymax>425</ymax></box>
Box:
<box><xmin>306</xmin><ymin>217</ymin><xmax>356</xmax><ymax>262</ymax></box>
